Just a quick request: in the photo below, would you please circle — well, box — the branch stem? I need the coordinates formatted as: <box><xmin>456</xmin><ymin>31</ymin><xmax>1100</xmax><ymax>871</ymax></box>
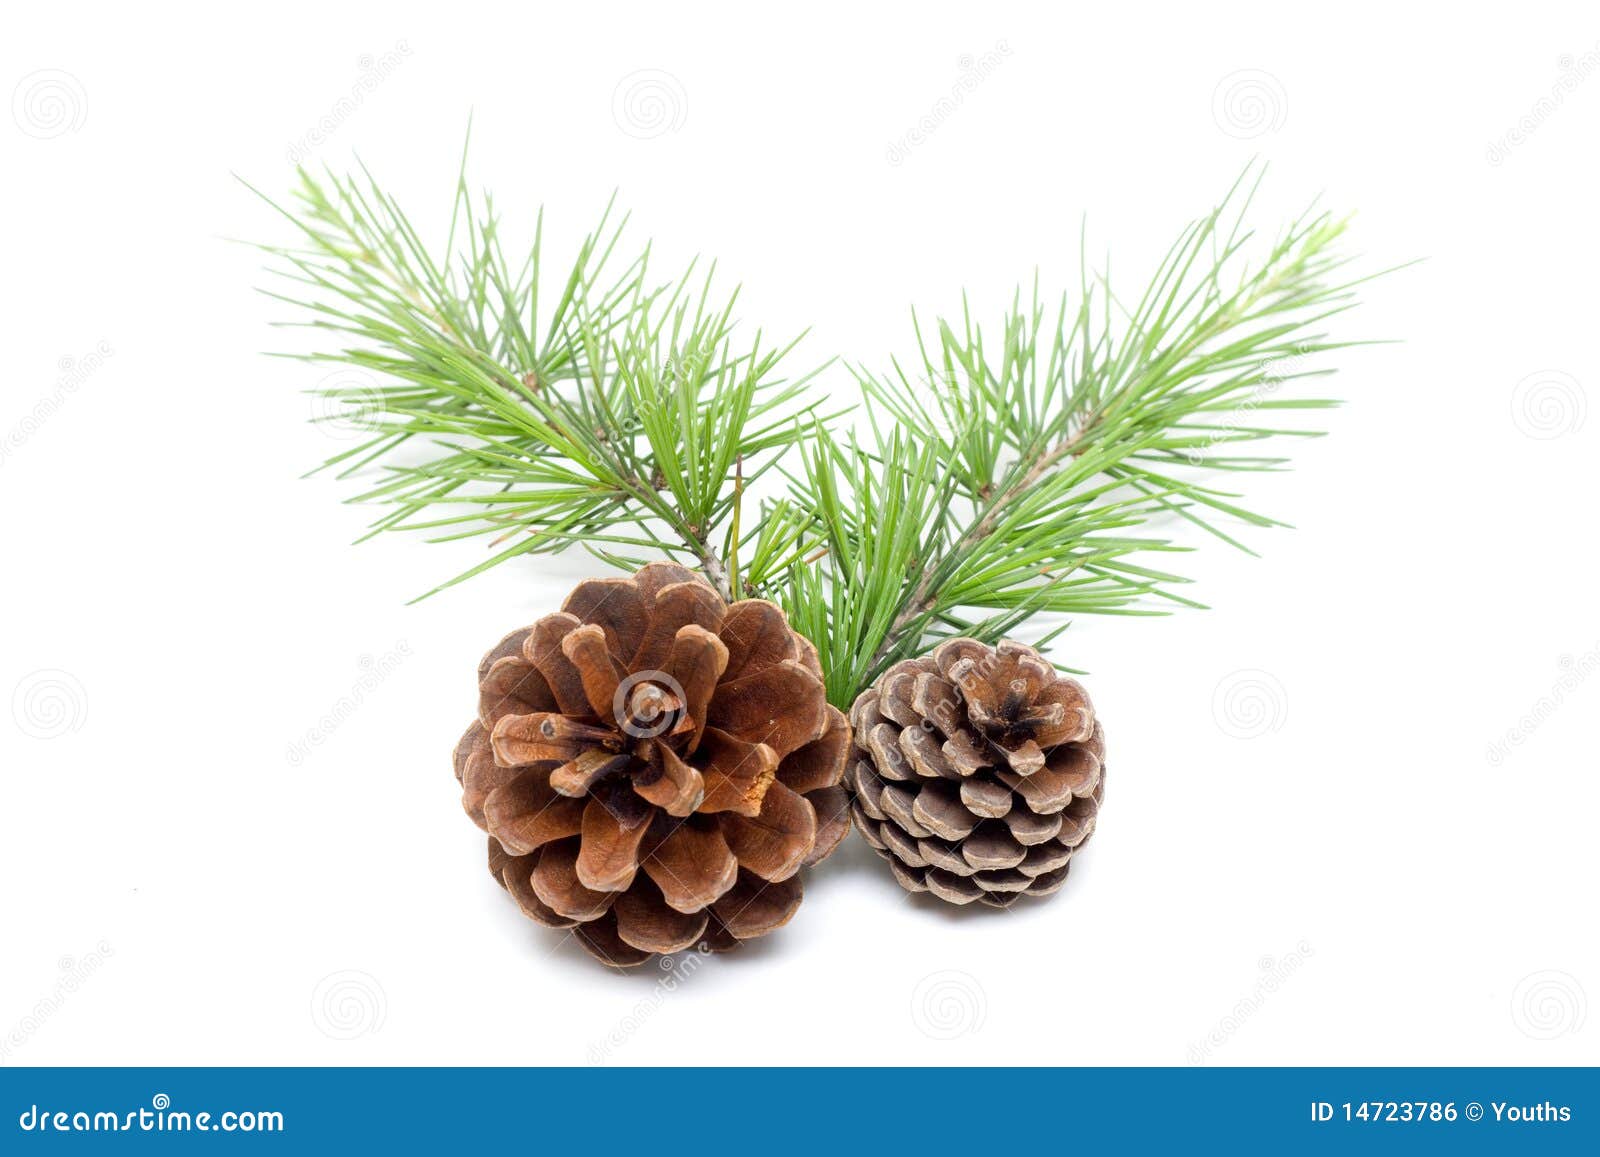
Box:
<box><xmin>865</xmin><ymin>251</ymin><xmax>1309</xmax><ymax>672</ymax></box>
<box><xmin>872</xmin><ymin>415</ymin><xmax>1100</xmax><ymax>669</ymax></box>
<box><xmin>699</xmin><ymin>546</ymin><xmax>733</xmax><ymax>602</ymax></box>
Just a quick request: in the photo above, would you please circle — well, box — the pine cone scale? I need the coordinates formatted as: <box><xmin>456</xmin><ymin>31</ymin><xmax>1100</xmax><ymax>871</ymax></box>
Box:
<box><xmin>705</xmin><ymin>660</ymin><xmax>829</xmax><ymax>756</ymax></box>
<box><xmin>559</xmin><ymin>624</ymin><xmax>625</xmax><ymax>717</ymax></box>
<box><xmin>777</xmin><ymin>707</ymin><xmax>851</xmax><ymax>793</ymax></box>
<box><xmin>802</xmin><ymin>785</ymin><xmax>852</xmax><ymax>866</ymax></box>
<box><xmin>527</xmin><ymin>614</ymin><xmax>592</xmax><ymax>716</ymax></box>
<box><xmin>718</xmin><ymin>599</ymin><xmax>800</xmax><ymax>680</ymax></box>
<box><xmin>910</xmin><ymin>780</ymin><xmax>974</xmax><ymax>838</ymax></box>
<box><xmin>530</xmin><ymin>838</ymin><xmax>616</xmax><ymax>922</ymax></box>
<box><xmin>959</xmin><ymin>777</ymin><xmax>1012</xmax><ymax>817</ymax></box>
<box><xmin>479</xmin><ymin>655</ymin><xmax>555</xmax><ymax>723</ymax></box>
<box><xmin>641</xmin><ymin>819</ymin><xmax>739</xmax><ymax>913</ymax></box>
<box><xmin>693</xmin><ymin>728</ymin><xmax>778</xmax><ymax>815</ymax></box>
<box><xmin>664</xmin><ymin>625</ymin><xmax>728</xmax><ymax>747</ymax></box>
<box><xmin>629</xmin><ymin>581</ymin><xmax>724</xmax><ymax>672</ymax></box>
<box><xmin>711</xmin><ymin>869</ymin><xmax>802</xmax><ymax>938</ymax></box>
<box><xmin>632</xmin><ymin>742</ymin><xmax>703</xmax><ymax>815</ymax></box>
<box><xmin>718</xmin><ymin>782</ymin><xmax>815</xmax><ymax>882</ymax></box>
<box><xmin>559</xmin><ymin>577</ymin><xmax>649</xmax><ymax>658</ymax></box>
<box><xmin>573</xmin><ymin>912</ymin><xmax>652</xmax><ymax>969</ymax></box>
<box><xmin>613</xmin><ymin>879</ymin><xmax>708</xmax><ymax>955</ymax></box>
<box><xmin>456</xmin><ymin>724</ymin><xmax>520</xmax><ymax>825</ymax></box>
<box><xmin>498</xmin><ymin>847</ymin><xmax>579</xmax><ymax>928</ymax></box>
<box><xmin>574</xmin><ymin>790</ymin><xmax>653</xmax><ymax>893</ymax></box>
<box><xmin>550</xmin><ymin>748</ymin><xmax>632</xmax><ymax>798</ymax></box>
<box><xmin>483</xmin><ymin>772</ymin><xmax>584</xmax><ymax>856</ymax></box>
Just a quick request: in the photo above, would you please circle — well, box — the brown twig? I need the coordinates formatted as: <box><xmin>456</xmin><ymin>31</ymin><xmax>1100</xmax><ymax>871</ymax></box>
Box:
<box><xmin>870</xmin><ymin>414</ymin><xmax>1102</xmax><ymax>670</ymax></box>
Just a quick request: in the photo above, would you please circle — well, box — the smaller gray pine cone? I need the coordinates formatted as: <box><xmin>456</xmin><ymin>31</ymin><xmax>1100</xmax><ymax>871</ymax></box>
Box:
<box><xmin>845</xmin><ymin>638</ymin><xmax>1104</xmax><ymax>907</ymax></box>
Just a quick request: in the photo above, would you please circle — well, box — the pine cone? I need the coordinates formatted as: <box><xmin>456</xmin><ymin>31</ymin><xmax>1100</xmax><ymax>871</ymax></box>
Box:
<box><xmin>454</xmin><ymin>562</ymin><xmax>851</xmax><ymax>966</ymax></box>
<box><xmin>846</xmin><ymin>638</ymin><xmax>1104</xmax><ymax>907</ymax></box>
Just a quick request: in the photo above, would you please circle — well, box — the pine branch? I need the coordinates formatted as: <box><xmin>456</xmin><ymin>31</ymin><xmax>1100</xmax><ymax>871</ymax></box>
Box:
<box><xmin>251</xmin><ymin>149</ymin><xmax>1390</xmax><ymax>711</ymax></box>
<box><xmin>248</xmin><ymin>144</ymin><xmax>829</xmax><ymax>600</ymax></box>
<box><xmin>760</xmin><ymin>165</ymin><xmax>1393</xmax><ymax>706</ymax></box>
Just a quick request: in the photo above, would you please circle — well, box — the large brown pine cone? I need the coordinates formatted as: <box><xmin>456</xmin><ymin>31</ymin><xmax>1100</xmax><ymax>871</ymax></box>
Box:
<box><xmin>846</xmin><ymin>638</ymin><xmax>1104</xmax><ymax>907</ymax></box>
<box><xmin>454</xmin><ymin>562</ymin><xmax>851</xmax><ymax>966</ymax></box>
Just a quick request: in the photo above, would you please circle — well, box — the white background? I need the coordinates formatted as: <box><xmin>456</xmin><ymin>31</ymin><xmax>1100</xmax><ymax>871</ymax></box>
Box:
<box><xmin>3</xmin><ymin>1</ymin><xmax>1596</xmax><ymax>1067</ymax></box>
